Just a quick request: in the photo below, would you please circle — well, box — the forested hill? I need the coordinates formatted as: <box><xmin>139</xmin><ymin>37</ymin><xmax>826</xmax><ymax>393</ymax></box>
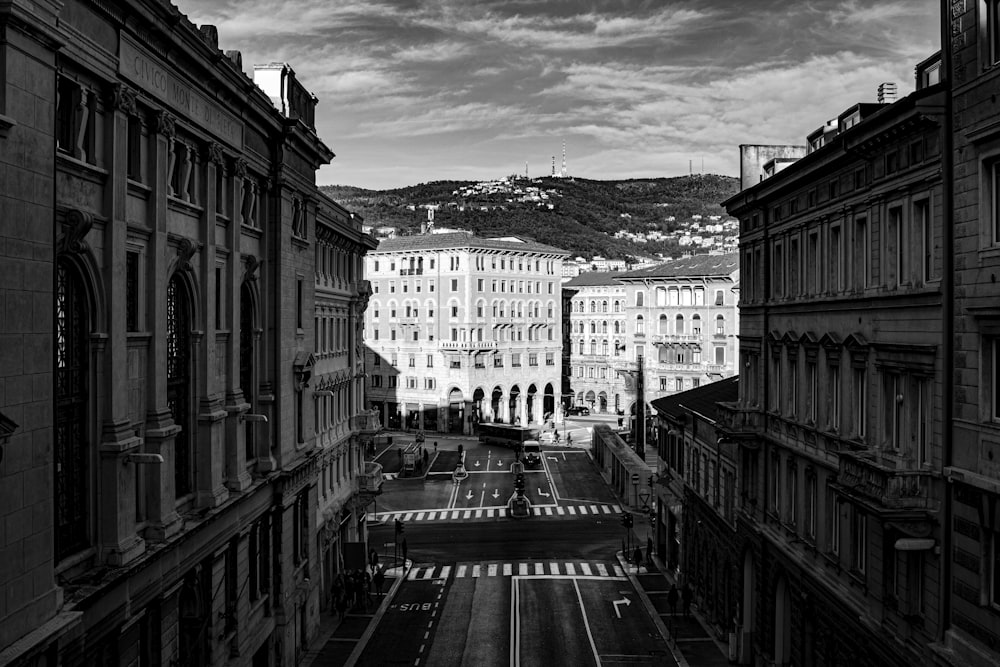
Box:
<box><xmin>319</xmin><ymin>174</ymin><xmax>739</xmax><ymax>260</ymax></box>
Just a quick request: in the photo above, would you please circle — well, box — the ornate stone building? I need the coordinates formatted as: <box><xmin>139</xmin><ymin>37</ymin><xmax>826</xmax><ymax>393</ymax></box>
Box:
<box><xmin>722</xmin><ymin>57</ymin><xmax>946</xmax><ymax>666</ymax></box>
<box><xmin>364</xmin><ymin>232</ymin><xmax>567</xmax><ymax>433</ymax></box>
<box><xmin>0</xmin><ymin>2</ymin><xmax>375</xmax><ymax>665</ymax></box>
<box><xmin>564</xmin><ymin>255</ymin><xmax>739</xmax><ymax>417</ymax></box>
<box><xmin>941</xmin><ymin>2</ymin><xmax>1000</xmax><ymax>662</ymax></box>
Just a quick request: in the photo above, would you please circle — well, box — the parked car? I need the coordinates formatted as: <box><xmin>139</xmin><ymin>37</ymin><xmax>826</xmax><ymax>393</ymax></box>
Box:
<box><xmin>566</xmin><ymin>406</ymin><xmax>590</xmax><ymax>416</ymax></box>
<box><xmin>522</xmin><ymin>441</ymin><xmax>542</xmax><ymax>466</ymax></box>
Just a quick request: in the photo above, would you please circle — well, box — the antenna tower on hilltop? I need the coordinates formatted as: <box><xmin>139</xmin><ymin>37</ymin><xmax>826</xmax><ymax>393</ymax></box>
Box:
<box><xmin>561</xmin><ymin>140</ymin><xmax>567</xmax><ymax>178</ymax></box>
<box><xmin>551</xmin><ymin>155</ymin><xmax>555</xmax><ymax>177</ymax></box>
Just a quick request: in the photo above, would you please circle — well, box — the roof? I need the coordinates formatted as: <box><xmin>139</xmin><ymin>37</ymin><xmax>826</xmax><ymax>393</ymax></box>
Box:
<box><xmin>650</xmin><ymin>376</ymin><xmax>739</xmax><ymax>422</ymax></box>
<box><xmin>562</xmin><ymin>271</ymin><xmax>626</xmax><ymax>287</ymax></box>
<box><xmin>372</xmin><ymin>231</ymin><xmax>569</xmax><ymax>256</ymax></box>
<box><xmin>616</xmin><ymin>254</ymin><xmax>738</xmax><ymax>280</ymax></box>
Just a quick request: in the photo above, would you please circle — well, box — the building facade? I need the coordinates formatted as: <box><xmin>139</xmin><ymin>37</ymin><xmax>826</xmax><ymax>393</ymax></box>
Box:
<box><xmin>722</xmin><ymin>59</ymin><xmax>946</xmax><ymax>667</ymax></box>
<box><xmin>0</xmin><ymin>2</ymin><xmax>375</xmax><ymax>665</ymax></box>
<box><xmin>943</xmin><ymin>2</ymin><xmax>1000</xmax><ymax>663</ymax></box>
<box><xmin>651</xmin><ymin>377</ymin><xmax>741</xmax><ymax>632</ymax></box>
<box><xmin>364</xmin><ymin>232</ymin><xmax>568</xmax><ymax>434</ymax></box>
<box><xmin>564</xmin><ymin>255</ymin><xmax>740</xmax><ymax>418</ymax></box>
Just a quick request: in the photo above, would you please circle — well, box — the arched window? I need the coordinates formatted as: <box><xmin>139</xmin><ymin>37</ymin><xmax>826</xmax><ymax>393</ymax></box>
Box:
<box><xmin>167</xmin><ymin>274</ymin><xmax>193</xmax><ymax>497</ymax></box>
<box><xmin>716</xmin><ymin>314</ymin><xmax>726</xmax><ymax>335</ymax></box>
<box><xmin>579</xmin><ymin>339</ymin><xmax>585</xmax><ymax>355</ymax></box>
<box><xmin>614</xmin><ymin>340</ymin><xmax>621</xmax><ymax>356</ymax></box>
<box><xmin>676</xmin><ymin>314</ymin><xmax>685</xmax><ymax>334</ymax></box>
<box><xmin>614</xmin><ymin>321</ymin><xmax>621</xmax><ymax>334</ymax></box>
<box><xmin>658</xmin><ymin>314</ymin><xmax>668</xmax><ymax>334</ymax></box>
<box><xmin>602</xmin><ymin>300</ymin><xmax>608</xmax><ymax>313</ymax></box>
<box><xmin>590</xmin><ymin>300</ymin><xmax>597</xmax><ymax>313</ymax></box>
<box><xmin>55</xmin><ymin>260</ymin><xmax>90</xmax><ymax>559</ymax></box>
<box><xmin>614</xmin><ymin>301</ymin><xmax>621</xmax><ymax>313</ymax></box>
<box><xmin>602</xmin><ymin>339</ymin><xmax>609</xmax><ymax>356</ymax></box>
<box><xmin>602</xmin><ymin>321</ymin><xmax>608</xmax><ymax>334</ymax></box>
<box><xmin>635</xmin><ymin>315</ymin><xmax>645</xmax><ymax>334</ymax></box>
<box><xmin>692</xmin><ymin>314</ymin><xmax>702</xmax><ymax>334</ymax></box>
<box><xmin>636</xmin><ymin>292</ymin><xmax>644</xmax><ymax>307</ymax></box>
<box><xmin>590</xmin><ymin>322</ymin><xmax>597</xmax><ymax>334</ymax></box>
<box><xmin>656</xmin><ymin>287</ymin><xmax>666</xmax><ymax>306</ymax></box>
<box><xmin>590</xmin><ymin>340</ymin><xmax>597</xmax><ymax>355</ymax></box>
<box><xmin>659</xmin><ymin>345</ymin><xmax>669</xmax><ymax>362</ymax></box>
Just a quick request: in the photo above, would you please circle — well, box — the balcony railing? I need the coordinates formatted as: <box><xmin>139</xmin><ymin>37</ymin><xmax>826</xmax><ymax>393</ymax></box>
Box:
<box><xmin>651</xmin><ymin>333</ymin><xmax>703</xmax><ymax>344</ymax></box>
<box><xmin>399</xmin><ymin>268</ymin><xmax>424</xmax><ymax>276</ymax></box>
<box><xmin>358</xmin><ymin>461</ymin><xmax>384</xmax><ymax>494</ymax></box>
<box><xmin>837</xmin><ymin>450</ymin><xmax>934</xmax><ymax>510</ymax></box>
<box><xmin>439</xmin><ymin>340</ymin><xmax>497</xmax><ymax>350</ymax></box>
<box><xmin>352</xmin><ymin>411</ymin><xmax>382</xmax><ymax>434</ymax></box>
<box><xmin>717</xmin><ymin>401</ymin><xmax>763</xmax><ymax>435</ymax></box>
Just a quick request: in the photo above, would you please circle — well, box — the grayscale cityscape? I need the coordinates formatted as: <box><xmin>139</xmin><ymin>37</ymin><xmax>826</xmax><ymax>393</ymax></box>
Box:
<box><xmin>1</xmin><ymin>1</ymin><xmax>995</xmax><ymax>667</ymax></box>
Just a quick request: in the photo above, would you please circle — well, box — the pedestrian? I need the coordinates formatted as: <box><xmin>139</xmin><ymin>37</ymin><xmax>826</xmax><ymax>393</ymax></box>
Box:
<box><xmin>363</xmin><ymin>569</ymin><xmax>373</xmax><ymax>608</ymax></box>
<box><xmin>647</xmin><ymin>537</ymin><xmax>654</xmax><ymax>567</ymax></box>
<box><xmin>681</xmin><ymin>582</ymin><xmax>693</xmax><ymax>618</ymax></box>
<box><xmin>374</xmin><ymin>568</ymin><xmax>385</xmax><ymax>597</ymax></box>
<box><xmin>336</xmin><ymin>588</ymin><xmax>347</xmax><ymax>619</ymax></box>
<box><xmin>633</xmin><ymin>546</ymin><xmax>643</xmax><ymax>572</ymax></box>
<box><xmin>423</xmin><ymin>449</ymin><xmax>429</xmax><ymax>468</ymax></box>
<box><xmin>667</xmin><ymin>584</ymin><xmax>679</xmax><ymax>615</ymax></box>
<box><xmin>567</xmin><ymin>433</ymin><xmax>572</xmax><ymax>445</ymax></box>
<box><xmin>434</xmin><ymin>441</ymin><xmax>438</xmax><ymax>454</ymax></box>
<box><xmin>369</xmin><ymin>548</ymin><xmax>379</xmax><ymax>574</ymax></box>
<box><xmin>554</xmin><ymin>430</ymin><xmax>560</xmax><ymax>443</ymax></box>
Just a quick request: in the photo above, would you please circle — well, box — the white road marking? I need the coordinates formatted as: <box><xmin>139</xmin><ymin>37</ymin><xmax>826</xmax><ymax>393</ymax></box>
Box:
<box><xmin>573</xmin><ymin>579</ymin><xmax>602</xmax><ymax>666</ymax></box>
<box><xmin>416</xmin><ymin>512</ymin><xmax>426</xmax><ymax>521</ymax></box>
<box><xmin>457</xmin><ymin>565</ymin><xmax>467</xmax><ymax>578</ymax></box>
<box><xmin>503</xmin><ymin>563</ymin><xmax>512</xmax><ymax>576</ymax></box>
<box><xmin>475</xmin><ymin>509</ymin><xmax>483</xmax><ymax>518</ymax></box>
<box><xmin>549</xmin><ymin>562</ymin><xmax>559</xmax><ymax>575</ymax></box>
<box><xmin>440</xmin><ymin>566</ymin><xmax>452</xmax><ymax>579</ymax></box>
<box><xmin>556</xmin><ymin>507</ymin><xmax>565</xmax><ymax>515</ymax></box>
<box><xmin>613</xmin><ymin>565</ymin><xmax>625</xmax><ymax>577</ymax></box>
<box><xmin>565</xmin><ymin>563</ymin><xmax>576</xmax><ymax>576</ymax></box>
<box><xmin>519</xmin><ymin>563</ymin><xmax>529</xmax><ymax>576</ymax></box>
<box><xmin>578</xmin><ymin>506</ymin><xmax>588</xmax><ymax>515</ymax></box>
<box><xmin>425</xmin><ymin>512</ymin><xmax>436</xmax><ymax>521</ymax></box>
<box><xmin>463</xmin><ymin>510</ymin><xmax>471</xmax><ymax>519</ymax></box>
<box><xmin>408</xmin><ymin>568</ymin><xmax>420</xmax><ymax>580</ymax></box>
<box><xmin>488</xmin><ymin>564</ymin><xmax>498</xmax><ymax>577</ymax></box>
<box><xmin>451</xmin><ymin>511</ymin><xmax>460</xmax><ymax>520</ymax></box>
<box><xmin>404</xmin><ymin>513</ymin><xmax>414</xmax><ymax>521</ymax></box>
<box><xmin>472</xmin><ymin>565</ymin><xmax>481</xmax><ymax>578</ymax></box>
<box><xmin>612</xmin><ymin>505</ymin><xmax>622</xmax><ymax>513</ymax></box>
<box><xmin>545</xmin><ymin>507</ymin><xmax>553</xmax><ymax>516</ymax></box>
<box><xmin>422</xmin><ymin>568</ymin><xmax>435</xmax><ymax>579</ymax></box>
<box><xmin>534</xmin><ymin>563</ymin><xmax>544</xmax><ymax>575</ymax></box>
<box><xmin>580</xmin><ymin>563</ymin><xmax>593</xmax><ymax>576</ymax></box>
<box><xmin>487</xmin><ymin>509</ymin><xmax>495</xmax><ymax>518</ymax></box>
<box><xmin>590</xmin><ymin>505</ymin><xmax>599</xmax><ymax>514</ymax></box>
<box><xmin>602</xmin><ymin>506</ymin><xmax>611</xmax><ymax>514</ymax></box>
<box><xmin>568</xmin><ymin>506</ymin><xmax>577</xmax><ymax>515</ymax></box>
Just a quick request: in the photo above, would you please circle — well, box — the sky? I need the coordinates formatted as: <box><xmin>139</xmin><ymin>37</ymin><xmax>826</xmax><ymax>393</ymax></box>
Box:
<box><xmin>177</xmin><ymin>0</ymin><xmax>940</xmax><ymax>190</ymax></box>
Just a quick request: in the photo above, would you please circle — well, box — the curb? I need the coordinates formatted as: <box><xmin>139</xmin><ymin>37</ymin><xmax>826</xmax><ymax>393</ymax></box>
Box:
<box><xmin>617</xmin><ymin>551</ymin><xmax>690</xmax><ymax>667</ymax></box>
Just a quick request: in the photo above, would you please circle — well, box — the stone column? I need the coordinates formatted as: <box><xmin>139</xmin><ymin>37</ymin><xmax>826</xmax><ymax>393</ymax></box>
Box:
<box><xmin>98</xmin><ymin>85</ymin><xmax>143</xmax><ymax>564</ymax></box>
<box><xmin>144</xmin><ymin>111</ymin><xmax>181</xmax><ymax>540</ymax></box>
<box><xmin>196</xmin><ymin>143</ymin><xmax>228</xmax><ymax>508</ymax></box>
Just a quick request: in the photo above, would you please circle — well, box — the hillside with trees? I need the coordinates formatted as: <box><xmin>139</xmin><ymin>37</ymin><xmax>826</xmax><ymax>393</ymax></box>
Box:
<box><xmin>320</xmin><ymin>174</ymin><xmax>739</xmax><ymax>260</ymax></box>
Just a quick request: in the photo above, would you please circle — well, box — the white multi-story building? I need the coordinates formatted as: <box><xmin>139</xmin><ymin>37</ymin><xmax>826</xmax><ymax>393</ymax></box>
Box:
<box><xmin>565</xmin><ymin>254</ymin><xmax>740</xmax><ymax>415</ymax></box>
<box><xmin>364</xmin><ymin>232</ymin><xmax>569</xmax><ymax>434</ymax></box>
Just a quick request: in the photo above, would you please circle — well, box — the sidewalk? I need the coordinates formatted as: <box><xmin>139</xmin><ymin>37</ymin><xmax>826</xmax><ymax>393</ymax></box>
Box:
<box><xmin>299</xmin><ymin>562</ymin><xmax>408</xmax><ymax>667</ymax></box>
<box><xmin>611</xmin><ymin>487</ymin><xmax>732</xmax><ymax>666</ymax></box>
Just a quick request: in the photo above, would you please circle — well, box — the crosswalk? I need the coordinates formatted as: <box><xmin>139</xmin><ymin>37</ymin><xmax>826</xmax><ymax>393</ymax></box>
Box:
<box><xmin>405</xmin><ymin>560</ymin><xmax>628</xmax><ymax>581</ymax></box>
<box><xmin>373</xmin><ymin>503</ymin><xmax>622</xmax><ymax>523</ymax></box>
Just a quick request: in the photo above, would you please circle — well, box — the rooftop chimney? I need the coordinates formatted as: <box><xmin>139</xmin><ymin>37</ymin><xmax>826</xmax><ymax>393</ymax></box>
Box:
<box><xmin>877</xmin><ymin>82</ymin><xmax>898</xmax><ymax>104</ymax></box>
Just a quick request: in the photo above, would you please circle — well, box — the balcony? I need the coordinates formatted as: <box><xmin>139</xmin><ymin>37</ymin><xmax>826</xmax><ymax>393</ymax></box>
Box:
<box><xmin>399</xmin><ymin>268</ymin><xmax>424</xmax><ymax>276</ymax></box>
<box><xmin>358</xmin><ymin>461</ymin><xmax>384</xmax><ymax>494</ymax></box>
<box><xmin>352</xmin><ymin>410</ymin><xmax>382</xmax><ymax>434</ymax></box>
<box><xmin>837</xmin><ymin>450</ymin><xmax>935</xmax><ymax>510</ymax></box>
<box><xmin>651</xmin><ymin>333</ymin><xmax>702</xmax><ymax>344</ymax></box>
<box><xmin>439</xmin><ymin>340</ymin><xmax>498</xmax><ymax>351</ymax></box>
<box><xmin>716</xmin><ymin>402</ymin><xmax>763</xmax><ymax>437</ymax></box>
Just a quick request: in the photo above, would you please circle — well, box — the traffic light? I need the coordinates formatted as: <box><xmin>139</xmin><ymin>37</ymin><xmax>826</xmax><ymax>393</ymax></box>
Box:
<box><xmin>620</xmin><ymin>511</ymin><xmax>633</xmax><ymax>529</ymax></box>
<box><xmin>395</xmin><ymin>518</ymin><xmax>404</xmax><ymax>535</ymax></box>
<box><xmin>514</xmin><ymin>472</ymin><xmax>525</xmax><ymax>497</ymax></box>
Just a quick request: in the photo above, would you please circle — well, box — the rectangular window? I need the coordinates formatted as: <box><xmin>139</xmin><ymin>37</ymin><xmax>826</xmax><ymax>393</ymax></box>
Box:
<box><xmin>854</xmin><ymin>367</ymin><xmax>867</xmax><ymax>438</ymax></box>
<box><xmin>494</xmin><ymin>355</ymin><xmax>504</xmax><ymax>368</ymax></box>
<box><xmin>546</xmin><ymin>352</ymin><xmax>554</xmax><ymax>366</ymax></box>
<box><xmin>296</xmin><ymin>279</ymin><xmax>304</xmax><ymax>329</ymax></box>
<box><xmin>126</xmin><ymin>251</ymin><xmax>140</xmax><ymax>331</ymax></box>
<box><xmin>889</xmin><ymin>206</ymin><xmax>905</xmax><ymax>286</ymax></box>
<box><xmin>388</xmin><ymin>376</ymin><xmax>398</xmax><ymax>388</ymax></box>
<box><xmin>855</xmin><ymin>217</ymin><xmax>869</xmax><ymax>289</ymax></box>
<box><xmin>828</xmin><ymin>484</ymin><xmax>840</xmax><ymax>556</ymax></box>
<box><xmin>883</xmin><ymin>371</ymin><xmax>903</xmax><ymax>451</ymax></box>
<box><xmin>787</xmin><ymin>465</ymin><xmax>798</xmax><ymax>527</ymax></box>
<box><xmin>988</xmin><ymin>0</ymin><xmax>1000</xmax><ymax>65</ymax></box>
<box><xmin>829</xmin><ymin>364</ymin><xmax>841</xmax><ymax>431</ymax></box>
<box><xmin>852</xmin><ymin>510</ymin><xmax>867</xmax><ymax>574</ymax></box>
<box><xmin>915</xmin><ymin>199</ymin><xmax>932</xmax><ymax>283</ymax></box>
<box><xmin>427</xmin><ymin>354</ymin><xmax>434</xmax><ymax>367</ymax></box>
<box><xmin>807</xmin><ymin>362</ymin><xmax>817</xmax><ymax>423</ymax></box>
<box><xmin>805</xmin><ymin>475</ymin><xmax>817</xmax><ymax>540</ymax></box>
<box><xmin>451</xmin><ymin>279</ymin><xmax>458</xmax><ymax>292</ymax></box>
<box><xmin>215</xmin><ymin>266</ymin><xmax>224</xmax><ymax>330</ymax></box>
<box><xmin>529</xmin><ymin>353</ymin><xmax>538</xmax><ymax>366</ymax></box>
<box><xmin>127</xmin><ymin>114</ymin><xmax>143</xmax><ymax>182</ymax></box>
<box><xmin>512</xmin><ymin>353</ymin><xmax>521</xmax><ymax>367</ymax></box>
<box><xmin>830</xmin><ymin>225</ymin><xmax>842</xmax><ymax>292</ymax></box>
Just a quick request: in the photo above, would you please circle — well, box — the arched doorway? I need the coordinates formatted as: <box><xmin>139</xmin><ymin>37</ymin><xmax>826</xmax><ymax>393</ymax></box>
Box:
<box><xmin>509</xmin><ymin>385</ymin><xmax>521</xmax><ymax>424</ymax></box>
<box><xmin>472</xmin><ymin>387</ymin><xmax>485</xmax><ymax>428</ymax></box>
<box><xmin>543</xmin><ymin>383</ymin><xmax>555</xmax><ymax>420</ymax></box>
<box><xmin>240</xmin><ymin>282</ymin><xmax>256</xmax><ymax>461</ymax></box>
<box><xmin>55</xmin><ymin>259</ymin><xmax>90</xmax><ymax>559</ymax></box>
<box><xmin>526</xmin><ymin>384</ymin><xmax>537</xmax><ymax>424</ymax></box>
<box><xmin>585</xmin><ymin>390</ymin><xmax>596</xmax><ymax>410</ymax></box>
<box><xmin>167</xmin><ymin>273</ymin><xmax>193</xmax><ymax>498</ymax></box>
<box><xmin>491</xmin><ymin>386</ymin><xmax>503</xmax><ymax>422</ymax></box>
<box><xmin>598</xmin><ymin>391</ymin><xmax>608</xmax><ymax>413</ymax></box>
<box><xmin>774</xmin><ymin>575</ymin><xmax>791</xmax><ymax>666</ymax></box>
<box><xmin>448</xmin><ymin>388</ymin><xmax>464</xmax><ymax>434</ymax></box>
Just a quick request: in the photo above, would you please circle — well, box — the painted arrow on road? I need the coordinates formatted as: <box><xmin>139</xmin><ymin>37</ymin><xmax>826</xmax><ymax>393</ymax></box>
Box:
<box><xmin>537</xmin><ymin>488</ymin><xmax>550</xmax><ymax>497</ymax></box>
<box><xmin>547</xmin><ymin>456</ymin><xmax>558</xmax><ymax>461</ymax></box>
<box><xmin>474</xmin><ymin>460</ymin><xmax>481</xmax><ymax>467</ymax></box>
<box><xmin>466</xmin><ymin>490</ymin><xmax>474</xmax><ymax>500</ymax></box>
<box><xmin>612</xmin><ymin>597</ymin><xmax>631</xmax><ymax>619</ymax></box>
<box><xmin>492</xmin><ymin>489</ymin><xmax>500</xmax><ymax>499</ymax></box>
